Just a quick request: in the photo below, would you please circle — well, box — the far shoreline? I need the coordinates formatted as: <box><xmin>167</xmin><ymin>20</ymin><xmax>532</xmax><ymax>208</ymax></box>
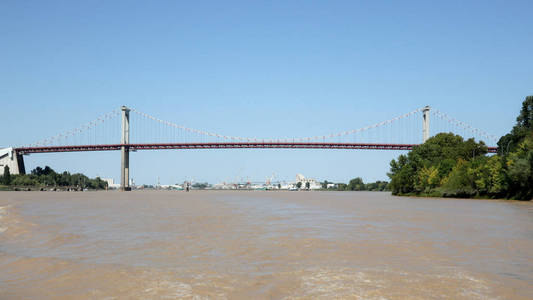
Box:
<box><xmin>2</xmin><ymin>187</ymin><xmax>530</xmax><ymax>202</ymax></box>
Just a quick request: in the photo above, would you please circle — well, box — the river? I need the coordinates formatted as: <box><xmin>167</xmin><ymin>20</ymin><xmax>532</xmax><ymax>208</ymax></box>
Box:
<box><xmin>0</xmin><ymin>191</ymin><xmax>532</xmax><ymax>299</ymax></box>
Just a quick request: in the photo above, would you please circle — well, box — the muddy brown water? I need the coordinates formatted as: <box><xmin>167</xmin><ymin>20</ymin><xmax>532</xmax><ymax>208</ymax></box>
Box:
<box><xmin>0</xmin><ymin>191</ymin><xmax>532</xmax><ymax>299</ymax></box>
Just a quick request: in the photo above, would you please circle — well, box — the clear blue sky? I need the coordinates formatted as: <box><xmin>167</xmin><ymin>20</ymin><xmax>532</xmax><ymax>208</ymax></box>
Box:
<box><xmin>1</xmin><ymin>1</ymin><xmax>532</xmax><ymax>185</ymax></box>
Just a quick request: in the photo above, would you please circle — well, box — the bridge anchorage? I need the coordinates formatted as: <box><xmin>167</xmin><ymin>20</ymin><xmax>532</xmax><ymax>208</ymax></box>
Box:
<box><xmin>4</xmin><ymin>105</ymin><xmax>498</xmax><ymax>191</ymax></box>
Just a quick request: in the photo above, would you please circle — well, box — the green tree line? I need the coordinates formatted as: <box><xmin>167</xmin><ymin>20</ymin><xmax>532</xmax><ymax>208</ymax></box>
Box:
<box><xmin>322</xmin><ymin>178</ymin><xmax>389</xmax><ymax>191</ymax></box>
<box><xmin>1</xmin><ymin>165</ymin><xmax>107</xmax><ymax>190</ymax></box>
<box><xmin>388</xmin><ymin>96</ymin><xmax>533</xmax><ymax>200</ymax></box>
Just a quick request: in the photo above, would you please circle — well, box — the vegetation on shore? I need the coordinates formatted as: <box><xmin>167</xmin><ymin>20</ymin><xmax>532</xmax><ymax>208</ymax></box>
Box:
<box><xmin>322</xmin><ymin>178</ymin><xmax>389</xmax><ymax>191</ymax></box>
<box><xmin>0</xmin><ymin>166</ymin><xmax>107</xmax><ymax>190</ymax></box>
<box><xmin>388</xmin><ymin>96</ymin><xmax>533</xmax><ymax>200</ymax></box>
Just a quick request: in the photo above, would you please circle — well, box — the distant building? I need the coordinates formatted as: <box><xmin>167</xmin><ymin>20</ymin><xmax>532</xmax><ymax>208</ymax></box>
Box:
<box><xmin>102</xmin><ymin>178</ymin><xmax>121</xmax><ymax>189</ymax></box>
<box><xmin>213</xmin><ymin>182</ymin><xmax>235</xmax><ymax>190</ymax></box>
<box><xmin>327</xmin><ymin>183</ymin><xmax>337</xmax><ymax>189</ymax></box>
<box><xmin>294</xmin><ymin>174</ymin><xmax>322</xmax><ymax>190</ymax></box>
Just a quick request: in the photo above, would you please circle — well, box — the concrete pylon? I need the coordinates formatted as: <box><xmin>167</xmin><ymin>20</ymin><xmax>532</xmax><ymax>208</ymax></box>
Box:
<box><xmin>422</xmin><ymin>106</ymin><xmax>430</xmax><ymax>143</ymax></box>
<box><xmin>120</xmin><ymin>106</ymin><xmax>131</xmax><ymax>191</ymax></box>
<box><xmin>0</xmin><ymin>148</ymin><xmax>25</xmax><ymax>175</ymax></box>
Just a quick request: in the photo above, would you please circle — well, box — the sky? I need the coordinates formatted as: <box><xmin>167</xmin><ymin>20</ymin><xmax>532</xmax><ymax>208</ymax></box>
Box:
<box><xmin>1</xmin><ymin>1</ymin><xmax>532</xmax><ymax>185</ymax></box>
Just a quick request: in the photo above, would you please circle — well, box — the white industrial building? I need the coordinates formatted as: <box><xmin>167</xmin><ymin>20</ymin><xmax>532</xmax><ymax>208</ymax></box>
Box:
<box><xmin>293</xmin><ymin>174</ymin><xmax>322</xmax><ymax>190</ymax></box>
<box><xmin>102</xmin><ymin>178</ymin><xmax>121</xmax><ymax>189</ymax></box>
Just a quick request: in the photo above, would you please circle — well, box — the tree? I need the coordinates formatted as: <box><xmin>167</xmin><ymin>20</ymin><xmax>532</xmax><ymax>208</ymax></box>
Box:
<box><xmin>388</xmin><ymin>133</ymin><xmax>487</xmax><ymax>196</ymax></box>
<box><xmin>498</xmin><ymin>96</ymin><xmax>533</xmax><ymax>155</ymax></box>
<box><xmin>322</xmin><ymin>180</ymin><xmax>329</xmax><ymax>189</ymax></box>
<box><xmin>2</xmin><ymin>166</ymin><xmax>11</xmax><ymax>185</ymax></box>
<box><xmin>11</xmin><ymin>175</ymin><xmax>38</xmax><ymax>186</ymax></box>
<box><xmin>516</xmin><ymin>95</ymin><xmax>533</xmax><ymax>130</ymax></box>
<box><xmin>480</xmin><ymin>156</ymin><xmax>507</xmax><ymax>196</ymax></box>
<box><xmin>337</xmin><ymin>183</ymin><xmax>347</xmax><ymax>190</ymax></box>
<box><xmin>497</xmin><ymin>96</ymin><xmax>533</xmax><ymax>200</ymax></box>
<box><xmin>505</xmin><ymin>136</ymin><xmax>533</xmax><ymax>200</ymax></box>
<box><xmin>305</xmin><ymin>181</ymin><xmax>310</xmax><ymax>190</ymax></box>
<box><xmin>30</xmin><ymin>166</ymin><xmax>55</xmax><ymax>176</ymax></box>
<box><xmin>347</xmin><ymin>177</ymin><xmax>364</xmax><ymax>191</ymax></box>
<box><xmin>192</xmin><ymin>182</ymin><xmax>209</xmax><ymax>189</ymax></box>
<box><xmin>388</xmin><ymin>154</ymin><xmax>416</xmax><ymax>194</ymax></box>
<box><xmin>415</xmin><ymin>166</ymin><xmax>439</xmax><ymax>193</ymax></box>
<box><xmin>31</xmin><ymin>166</ymin><xmax>43</xmax><ymax>176</ymax></box>
<box><xmin>4</xmin><ymin>166</ymin><xmax>107</xmax><ymax>190</ymax></box>
<box><xmin>440</xmin><ymin>159</ymin><xmax>476</xmax><ymax>197</ymax></box>
<box><xmin>296</xmin><ymin>182</ymin><xmax>302</xmax><ymax>189</ymax></box>
<box><xmin>389</xmin><ymin>95</ymin><xmax>532</xmax><ymax>200</ymax></box>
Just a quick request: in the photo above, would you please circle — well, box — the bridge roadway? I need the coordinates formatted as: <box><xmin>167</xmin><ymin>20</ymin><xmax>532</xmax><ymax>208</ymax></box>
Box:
<box><xmin>14</xmin><ymin>143</ymin><xmax>499</xmax><ymax>154</ymax></box>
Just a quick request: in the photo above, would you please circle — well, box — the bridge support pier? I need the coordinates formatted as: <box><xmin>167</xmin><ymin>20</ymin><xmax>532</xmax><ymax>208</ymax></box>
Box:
<box><xmin>422</xmin><ymin>106</ymin><xmax>430</xmax><ymax>143</ymax></box>
<box><xmin>120</xmin><ymin>106</ymin><xmax>131</xmax><ymax>191</ymax></box>
<box><xmin>0</xmin><ymin>148</ymin><xmax>25</xmax><ymax>175</ymax></box>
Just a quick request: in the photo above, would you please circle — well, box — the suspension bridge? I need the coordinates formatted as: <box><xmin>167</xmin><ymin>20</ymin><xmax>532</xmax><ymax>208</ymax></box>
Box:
<box><xmin>1</xmin><ymin>106</ymin><xmax>499</xmax><ymax>191</ymax></box>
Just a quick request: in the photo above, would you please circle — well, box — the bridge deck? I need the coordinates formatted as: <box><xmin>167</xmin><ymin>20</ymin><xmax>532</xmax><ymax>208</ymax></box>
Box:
<box><xmin>14</xmin><ymin>143</ymin><xmax>499</xmax><ymax>154</ymax></box>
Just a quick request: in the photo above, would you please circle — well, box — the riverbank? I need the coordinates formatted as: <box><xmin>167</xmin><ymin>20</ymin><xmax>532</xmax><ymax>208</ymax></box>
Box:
<box><xmin>0</xmin><ymin>185</ymin><xmax>105</xmax><ymax>192</ymax></box>
<box><xmin>394</xmin><ymin>191</ymin><xmax>532</xmax><ymax>201</ymax></box>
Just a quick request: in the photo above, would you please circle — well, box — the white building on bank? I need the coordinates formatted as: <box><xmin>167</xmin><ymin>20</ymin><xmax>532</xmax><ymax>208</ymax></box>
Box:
<box><xmin>102</xmin><ymin>178</ymin><xmax>121</xmax><ymax>189</ymax></box>
<box><xmin>293</xmin><ymin>174</ymin><xmax>322</xmax><ymax>190</ymax></box>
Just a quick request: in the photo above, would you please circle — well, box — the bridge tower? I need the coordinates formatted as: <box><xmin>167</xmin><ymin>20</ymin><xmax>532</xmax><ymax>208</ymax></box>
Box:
<box><xmin>422</xmin><ymin>106</ymin><xmax>430</xmax><ymax>143</ymax></box>
<box><xmin>120</xmin><ymin>106</ymin><xmax>131</xmax><ymax>191</ymax></box>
